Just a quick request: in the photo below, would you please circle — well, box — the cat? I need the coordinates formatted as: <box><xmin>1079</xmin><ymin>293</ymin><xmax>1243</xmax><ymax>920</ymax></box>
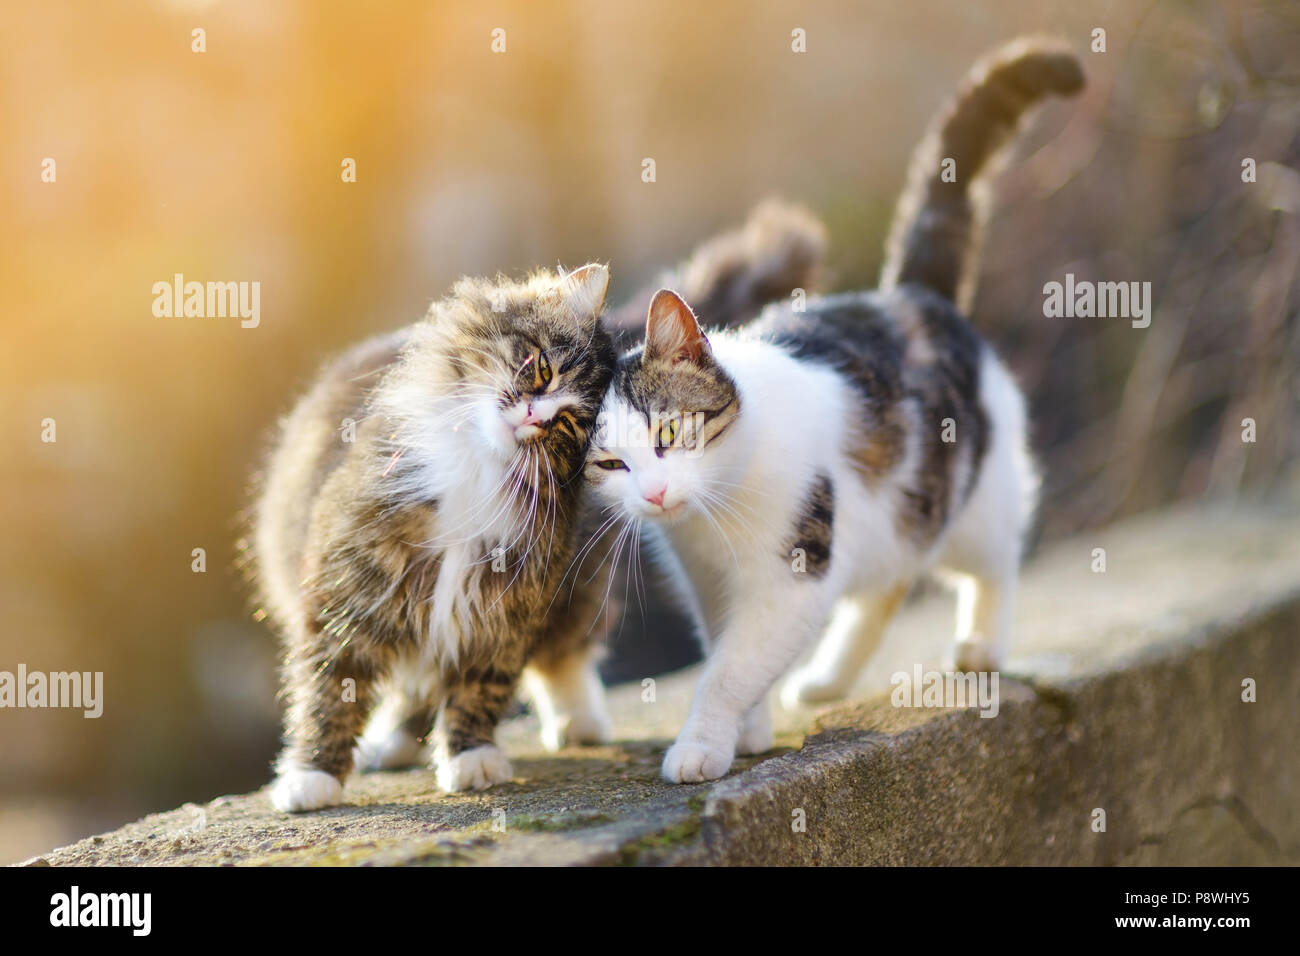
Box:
<box><xmin>582</xmin><ymin>39</ymin><xmax>1084</xmax><ymax>783</ymax></box>
<box><xmin>351</xmin><ymin>199</ymin><xmax>826</xmax><ymax>773</ymax></box>
<box><xmin>249</xmin><ymin>203</ymin><xmax>826</xmax><ymax>811</ymax></box>
<box><xmin>252</xmin><ymin>264</ymin><xmax>617</xmax><ymax>810</ymax></box>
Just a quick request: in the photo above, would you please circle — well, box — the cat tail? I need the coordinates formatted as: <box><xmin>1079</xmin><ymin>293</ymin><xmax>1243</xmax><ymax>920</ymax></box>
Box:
<box><xmin>605</xmin><ymin>198</ymin><xmax>827</xmax><ymax>346</ymax></box>
<box><xmin>879</xmin><ymin>37</ymin><xmax>1084</xmax><ymax>312</ymax></box>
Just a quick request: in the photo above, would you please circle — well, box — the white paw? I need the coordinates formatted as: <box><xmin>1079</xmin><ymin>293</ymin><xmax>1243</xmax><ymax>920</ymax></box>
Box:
<box><xmin>355</xmin><ymin>728</ymin><xmax>425</xmax><ymax>772</ymax></box>
<box><xmin>780</xmin><ymin>670</ymin><xmax>850</xmax><ymax>708</ymax></box>
<box><xmin>269</xmin><ymin>768</ymin><xmax>343</xmax><ymax>813</ymax></box>
<box><xmin>662</xmin><ymin>739</ymin><xmax>733</xmax><ymax>783</ymax></box>
<box><xmin>950</xmin><ymin>641</ymin><xmax>1001</xmax><ymax>673</ymax></box>
<box><xmin>539</xmin><ymin>710</ymin><xmax>613</xmax><ymax>752</ymax></box>
<box><xmin>435</xmin><ymin>745</ymin><xmax>512</xmax><ymax>792</ymax></box>
<box><xmin>736</xmin><ymin>720</ymin><xmax>773</xmax><ymax>757</ymax></box>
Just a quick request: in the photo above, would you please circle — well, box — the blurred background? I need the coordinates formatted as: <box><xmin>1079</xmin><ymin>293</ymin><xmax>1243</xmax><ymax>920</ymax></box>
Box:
<box><xmin>2</xmin><ymin>0</ymin><xmax>1297</xmax><ymax>864</ymax></box>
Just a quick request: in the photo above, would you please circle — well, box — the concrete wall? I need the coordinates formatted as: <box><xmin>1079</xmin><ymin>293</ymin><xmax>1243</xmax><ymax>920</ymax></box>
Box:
<box><xmin>23</xmin><ymin>498</ymin><xmax>1300</xmax><ymax>866</ymax></box>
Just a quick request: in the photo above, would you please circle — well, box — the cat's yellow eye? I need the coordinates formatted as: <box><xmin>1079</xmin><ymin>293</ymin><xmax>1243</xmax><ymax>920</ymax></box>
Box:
<box><xmin>537</xmin><ymin>352</ymin><xmax>552</xmax><ymax>387</ymax></box>
<box><xmin>658</xmin><ymin>418</ymin><xmax>678</xmax><ymax>447</ymax></box>
<box><xmin>595</xmin><ymin>458</ymin><xmax>628</xmax><ymax>472</ymax></box>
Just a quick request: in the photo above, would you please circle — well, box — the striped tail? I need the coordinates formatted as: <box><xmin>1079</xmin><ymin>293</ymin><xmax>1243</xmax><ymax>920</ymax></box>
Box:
<box><xmin>606</xmin><ymin>198</ymin><xmax>826</xmax><ymax>348</ymax></box>
<box><xmin>880</xmin><ymin>38</ymin><xmax>1084</xmax><ymax>311</ymax></box>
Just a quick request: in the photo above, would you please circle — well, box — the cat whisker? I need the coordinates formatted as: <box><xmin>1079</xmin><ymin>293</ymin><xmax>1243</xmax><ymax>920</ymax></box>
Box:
<box><xmin>540</xmin><ymin>504</ymin><xmax>624</xmax><ymax>623</ymax></box>
<box><xmin>590</xmin><ymin>514</ymin><xmax>638</xmax><ymax>637</ymax></box>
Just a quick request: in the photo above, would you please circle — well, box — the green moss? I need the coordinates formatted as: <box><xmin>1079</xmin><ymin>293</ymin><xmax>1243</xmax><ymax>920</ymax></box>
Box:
<box><xmin>240</xmin><ymin>834</ymin><xmax>496</xmax><ymax>867</ymax></box>
<box><xmin>616</xmin><ymin>812</ymin><xmax>703</xmax><ymax>865</ymax></box>
<box><xmin>505</xmin><ymin>811</ymin><xmax>615</xmax><ymax>833</ymax></box>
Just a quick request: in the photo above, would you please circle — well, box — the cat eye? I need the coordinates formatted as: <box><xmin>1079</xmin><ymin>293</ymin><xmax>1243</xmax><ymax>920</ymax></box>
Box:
<box><xmin>657</xmin><ymin>418</ymin><xmax>678</xmax><ymax>447</ymax></box>
<box><xmin>537</xmin><ymin>351</ymin><xmax>552</xmax><ymax>387</ymax></box>
<box><xmin>594</xmin><ymin>458</ymin><xmax>629</xmax><ymax>472</ymax></box>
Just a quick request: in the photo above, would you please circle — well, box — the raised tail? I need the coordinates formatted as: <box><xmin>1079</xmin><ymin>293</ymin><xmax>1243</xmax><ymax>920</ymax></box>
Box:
<box><xmin>880</xmin><ymin>38</ymin><xmax>1084</xmax><ymax>311</ymax></box>
<box><xmin>674</xmin><ymin>198</ymin><xmax>827</xmax><ymax>326</ymax></box>
<box><xmin>605</xmin><ymin>198</ymin><xmax>827</xmax><ymax>347</ymax></box>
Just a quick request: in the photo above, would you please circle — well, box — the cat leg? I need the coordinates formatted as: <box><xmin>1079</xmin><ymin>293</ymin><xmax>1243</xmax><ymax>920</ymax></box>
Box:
<box><xmin>355</xmin><ymin>695</ymin><xmax>438</xmax><ymax>772</ymax></box>
<box><xmin>780</xmin><ymin>584</ymin><xmax>907</xmax><ymax>707</ymax></box>
<box><xmin>940</xmin><ymin>360</ymin><xmax>1031</xmax><ymax>673</ymax></box>
<box><xmin>523</xmin><ymin>551</ymin><xmax>616</xmax><ymax>751</ymax></box>
<box><xmin>523</xmin><ymin>644</ymin><xmax>612</xmax><ymax>752</ymax></box>
<box><xmin>271</xmin><ymin>633</ymin><xmax>385</xmax><ymax>812</ymax></box>
<box><xmin>664</xmin><ymin>583</ymin><xmax>832</xmax><ymax>783</ymax></box>
<box><xmin>736</xmin><ymin>690</ymin><xmax>773</xmax><ymax>756</ymax></box>
<box><xmin>353</xmin><ymin>655</ymin><xmax>442</xmax><ymax>771</ymax></box>
<box><xmin>941</xmin><ymin>504</ymin><xmax>1020</xmax><ymax>673</ymax></box>
<box><xmin>949</xmin><ymin>567</ymin><xmax>1015</xmax><ymax>673</ymax></box>
<box><xmin>431</xmin><ymin>665</ymin><xmax>520</xmax><ymax>792</ymax></box>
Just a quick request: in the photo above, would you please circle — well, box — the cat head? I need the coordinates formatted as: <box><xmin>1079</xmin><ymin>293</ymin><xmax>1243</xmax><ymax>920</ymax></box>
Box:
<box><xmin>585</xmin><ymin>289</ymin><xmax>743</xmax><ymax>521</ymax></box>
<box><xmin>383</xmin><ymin>263</ymin><xmax>615</xmax><ymax>488</ymax></box>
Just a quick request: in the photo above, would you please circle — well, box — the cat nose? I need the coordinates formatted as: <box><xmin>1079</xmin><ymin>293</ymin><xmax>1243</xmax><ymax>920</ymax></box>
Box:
<box><xmin>522</xmin><ymin>404</ymin><xmax>543</xmax><ymax>426</ymax></box>
<box><xmin>643</xmin><ymin>486</ymin><xmax>666</xmax><ymax>507</ymax></box>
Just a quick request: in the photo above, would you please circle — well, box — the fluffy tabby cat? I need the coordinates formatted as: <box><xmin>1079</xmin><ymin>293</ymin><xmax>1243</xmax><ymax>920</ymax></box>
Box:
<box><xmin>250</xmin><ymin>204</ymin><xmax>824</xmax><ymax>811</ymax></box>
<box><xmin>254</xmin><ymin>264</ymin><xmax>615</xmax><ymax>811</ymax></box>
<box><xmin>584</xmin><ymin>39</ymin><xmax>1084</xmax><ymax>783</ymax></box>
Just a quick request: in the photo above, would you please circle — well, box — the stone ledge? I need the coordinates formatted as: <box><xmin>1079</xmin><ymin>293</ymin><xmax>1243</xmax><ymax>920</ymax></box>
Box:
<box><xmin>23</xmin><ymin>497</ymin><xmax>1300</xmax><ymax>866</ymax></box>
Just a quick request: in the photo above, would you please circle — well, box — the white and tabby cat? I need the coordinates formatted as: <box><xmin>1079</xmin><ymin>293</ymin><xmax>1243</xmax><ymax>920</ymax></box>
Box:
<box><xmin>584</xmin><ymin>40</ymin><xmax>1084</xmax><ymax>783</ymax></box>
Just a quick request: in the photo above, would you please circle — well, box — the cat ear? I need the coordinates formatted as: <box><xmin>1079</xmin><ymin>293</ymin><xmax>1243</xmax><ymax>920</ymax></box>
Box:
<box><xmin>645</xmin><ymin>289</ymin><xmax>710</xmax><ymax>364</ymax></box>
<box><xmin>559</xmin><ymin>263</ymin><xmax>609</xmax><ymax>319</ymax></box>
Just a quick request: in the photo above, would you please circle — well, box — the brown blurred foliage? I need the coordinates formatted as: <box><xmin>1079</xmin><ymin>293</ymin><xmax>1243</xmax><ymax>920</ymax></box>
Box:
<box><xmin>976</xmin><ymin>0</ymin><xmax>1300</xmax><ymax>541</ymax></box>
<box><xmin>1</xmin><ymin>0</ymin><xmax>1296</xmax><ymax>862</ymax></box>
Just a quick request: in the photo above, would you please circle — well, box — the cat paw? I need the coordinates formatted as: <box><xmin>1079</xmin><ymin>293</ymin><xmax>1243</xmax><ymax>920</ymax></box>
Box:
<box><xmin>355</xmin><ymin>728</ymin><xmax>425</xmax><ymax>772</ymax></box>
<box><xmin>736</xmin><ymin>721</ymin><xmax>773</xmax><ymax>756</ymax></box>
<box><xmin>539</xmin><ymin>711</ymin><xmax>613</xmax><ymax>752</ymax></box>
<box><xmin>435</xmin><ymin>745</ymin><xmax>512</xmax><ymax>792</ymax></box>
<box><xmin>950</xmin><ymin>641</ymin><xmax>1001</xmax><ymax>673</ymax></box>
<box><xmin>780</xmin><ymin>670</ymin><xmax>850</xmax><ymax>709</ymax></box>
<box><xmin>269</xmin><ymin>768</ymin><xmax>343</xmax><ymax>813</ymax></box>
<box><xmin>662</xmin><ymin>740</ymin><xmax>733</xmax><ymax>783</ymax></box>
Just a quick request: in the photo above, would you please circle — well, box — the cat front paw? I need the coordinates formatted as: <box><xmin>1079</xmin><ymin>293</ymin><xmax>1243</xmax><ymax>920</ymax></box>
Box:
<box><xmin>736</xmin><ymin>721</ymin><xmax>773</xmax><ymax>756</ymax></box>
<box><xmin>780</xmin><ymin>669</ymin><xmax>851</xmax><ymax>708</ymax></box>
<box><xmin>269</xmin><ymin>768</ymin><xmax>343</xmax><ymax>813</ymax></box>
<box><xmin>949</xmin><ymin>641</ymin><xmax>1001</xmax><ymax>673</ymax></box>
<box><xmin>662</xmin><ymin>739</ymin><xmax>733</xmax><ymax>783</ymax></box>
<box><xmin>435</xmin><ymin>744</ymin><xmax>513</xmax><ymax>792</ymax></box>
<box><xmin>539</xmin><ymin>710</ymin><xmax>613</xmax><ymax>752</ymax></box>
<box><xmin>736</xmin><ymin>704</ymin><xmax>773</xmax><ymax>756</ymax></box>
<box><xmin>355</xmin><ymin>727</ymin><xmax>425</xmax><ymax>772</ymax></box>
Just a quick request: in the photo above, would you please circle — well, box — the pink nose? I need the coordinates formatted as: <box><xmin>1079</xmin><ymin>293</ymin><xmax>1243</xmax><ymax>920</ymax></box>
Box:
<box><xmin>522</xmin><ymin>405</ymin><xmax>543</xmax><ymax>426</ymax></box>
<box><xmin>644</xmin><ymin>488</ymin><xmax>666</xmax><ymax>507</ymax></box>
